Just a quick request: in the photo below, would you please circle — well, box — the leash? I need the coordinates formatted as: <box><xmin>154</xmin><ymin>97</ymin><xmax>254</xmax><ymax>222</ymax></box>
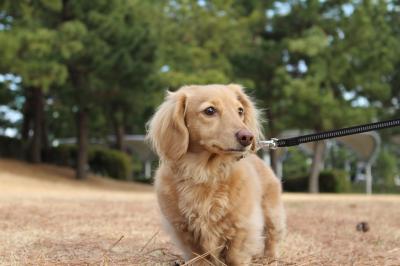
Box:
<box><xmin>259</xmin><ymin>118</ymin><xmax>400</xmax><ymax>150</ymax></box>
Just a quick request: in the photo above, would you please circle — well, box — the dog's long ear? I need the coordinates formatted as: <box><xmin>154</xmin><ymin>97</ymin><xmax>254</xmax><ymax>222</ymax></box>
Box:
<box><xmin>146</xmin><ymin>91</ymin><xmax>189</xmax><ymax>161</ymax></box>
<box><xmin>229</xmin><ymin>84</ymin><xmax>264</xmax><ymax>151</ymax></box>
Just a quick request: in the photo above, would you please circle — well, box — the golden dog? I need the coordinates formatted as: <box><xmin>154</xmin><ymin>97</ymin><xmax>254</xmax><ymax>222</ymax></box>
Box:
<box><xmin>147</xmin><ymin>84</ymin><xmax>285</xmax><ymax>265</ymax></box>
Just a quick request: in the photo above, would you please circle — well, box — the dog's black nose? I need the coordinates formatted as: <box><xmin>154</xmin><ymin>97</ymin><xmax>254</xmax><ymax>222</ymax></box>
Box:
<box><xmin>236</xmin><ymin>129</ymin><xmax>254</xmax><ymax>147</ymax></box>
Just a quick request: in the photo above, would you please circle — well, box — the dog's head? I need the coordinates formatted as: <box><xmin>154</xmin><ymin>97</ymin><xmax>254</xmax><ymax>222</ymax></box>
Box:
<box><xmin>146</xmin><ymin>84</ymin><xmax>263</xmax><ymax>161</ymax></box>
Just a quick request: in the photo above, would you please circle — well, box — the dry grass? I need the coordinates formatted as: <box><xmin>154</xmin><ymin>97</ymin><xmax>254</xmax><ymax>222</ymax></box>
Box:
<box><xmin>0</xmin><ymin>159</ymin><xmax>399</xmax><ymax>265</ymax></box>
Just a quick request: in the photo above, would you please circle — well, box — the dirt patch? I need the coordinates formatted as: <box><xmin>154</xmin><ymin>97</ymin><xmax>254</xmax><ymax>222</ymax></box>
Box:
<box><xmin>1</xmin><ymin>159</ymin><xmax>399</xmax><ymax>265</ymax></box>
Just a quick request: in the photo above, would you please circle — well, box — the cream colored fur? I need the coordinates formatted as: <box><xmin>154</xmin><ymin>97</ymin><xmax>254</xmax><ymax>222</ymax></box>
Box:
<box><xmin>147</xmin><ymin>84</ymin><xmax>286</xmax><ymax>265</ymax></box>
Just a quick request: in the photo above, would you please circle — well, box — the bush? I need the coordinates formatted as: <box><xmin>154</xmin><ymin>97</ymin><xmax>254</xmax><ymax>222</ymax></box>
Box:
<box><xmin>282</xmin><ymin>147</ymin><xmax>309</xmax><ymax>178</ymax></box>
<box><xmin>351</xmin><ymin>182</ymin><xmax>400</xmax><ymax>194</ymax></box>
<box><xmin>47</xmin><ymin>144</ymin><xmax>133</xmax><ymax>180</ymax></box>
<box><xmin>282</xmin><ymin>176</ymin><xmax>308</xmax><ymax>192</ymax></box>
<box><xmin>373</xmin><ymin>149</ymin><xmax>398</xmax><ymax>186</ymax></box>
<box><xmin>319</xmin><ymin>170</ymin><xmax>351</xmax><ymax>193</ymax></box>
<box><xmin>47</xmin><ymin>144</ymin><xmax>77</xmax><ymax>167</ymax></box>
<box><xmin>283</xmin><ymin>169</ymin><xmax>351</xmax><ymax>193</ymax></box>
<box><xmin>89</xmin><ymin>146</ymin><xmax>133</xmax><ymax>180</ymax></box>
<box><xmin>0</xmin><ymin>136</ymin><xmax>26</xmax><ymax>159</ymax></box>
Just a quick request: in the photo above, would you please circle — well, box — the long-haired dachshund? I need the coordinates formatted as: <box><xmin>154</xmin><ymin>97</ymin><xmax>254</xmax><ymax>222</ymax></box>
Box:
<box><xmin>147</xmin><ymin>84</ymin><xmax>285</xmax><ymax>265</ymax></box>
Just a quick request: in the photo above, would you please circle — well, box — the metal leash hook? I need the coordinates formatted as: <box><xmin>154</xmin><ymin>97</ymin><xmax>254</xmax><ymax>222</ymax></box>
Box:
<box><xmin>258</xmin><ymin>138</ymin><xmax>279</xmax><ymax>150</ymax></box>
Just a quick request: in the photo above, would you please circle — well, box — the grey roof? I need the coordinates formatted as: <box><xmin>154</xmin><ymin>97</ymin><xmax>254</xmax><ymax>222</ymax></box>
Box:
<box><xmin>123</xmin><ymin>135</ymin><xmax>157</xmax><ymax>161</ymax></box>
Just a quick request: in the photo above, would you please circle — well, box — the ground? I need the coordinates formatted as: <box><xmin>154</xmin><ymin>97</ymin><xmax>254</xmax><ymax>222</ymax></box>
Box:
<box><xmin>0</xmin><ymin>159</ymin><xmax>399</xmax><ymax>266</ymax></box>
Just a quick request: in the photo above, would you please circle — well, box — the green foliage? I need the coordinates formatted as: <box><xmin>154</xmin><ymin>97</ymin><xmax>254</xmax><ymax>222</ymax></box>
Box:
<box><xmin>320</xmin><ymin>170</ymin><xmax>351</xmax><ymax>193</ymax></box>
<box><xmin>283</xmin><ymin>169</ymin><xmax>351</xmax><ymax>193</ymax></box>
<box><xmin>89</xmin><ymin>147</ymin><xmax>133</xmax><ymax>180</ymax></box>
<box><xmin>47</xmin><ymin>145</ymin><xmax>134</xmax><ymax>180</ymax></box>
<box><xmin>282</xmin><ymin>148</ymin><xmax>309</xmax><ymax>179</ymax></box>
<box><xmin>325</xmin><ymin>144</ymin><xmax>358</xmax><ymax>171</ymax></box>
<box><xmin>155</xmin><ymin>0</ymin><xmax>249</xmax><ymax>88</ymax></box>
<box><xmin>351</xmin><ymin>182</ymin><xmax>400</xmax><ymax>194</ymax></box>
<box><xmin>0</xmin><ymin>1</ymin><xmax>73</xmax><ymax>92</ymax></box>
<box><xmin>95</xmin><ymin>0</ymin><xmax>158</xmax><ymax>135</ymax></box>
<box><xmin>288</xmin><ymin>26</ymin><xmax>328</xmax><ymax>56</ymax></box>
<box><xmin>282</xmin><ymin>176</ymin><xmax>308</xmax><ymax>192</ymax></box>
<box><xmin>1</xmin><ymin>0</ymin><xmax>400</xmax><ymax>185</ymax></box>
<box><xmin>0</xmin><ymin>81</ymin><xmax>17</xmax><ymax>128</ymax></box>
<box><xmin>0</xmin><ymin>31</ymin><xmax>18</xmax><ymax>72</ymax></box>
<box><xmin>12</xmin><ymin>28</ymin><xmax>68</xmax><ymax>90</ymax></box>
<box><xmin>46</xmin><ymin>144</ymin><xmax>77</xmax><ymax>166</ymax></box>
<box><xmin>373</xmin><ymin>148</ymin><xmax>398</xmax><ymax>186</ymax></box>
<box><xmin>233</xmin><ymin>1</ymin><xmax>400</xmax><ymax>190</ymax></box>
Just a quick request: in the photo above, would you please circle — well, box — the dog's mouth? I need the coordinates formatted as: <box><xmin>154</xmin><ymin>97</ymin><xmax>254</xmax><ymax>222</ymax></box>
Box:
<box><xmin>212</xmin><ymin>145</ymin><xmax>247</xmax><ymax>154</ymax></box>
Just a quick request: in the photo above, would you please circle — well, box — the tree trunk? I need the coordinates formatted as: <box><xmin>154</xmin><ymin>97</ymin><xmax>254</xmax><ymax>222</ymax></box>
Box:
<box><xmin>68</xmin><ymin>63</ymin><xmax>88</xmax><ymax>179</ymax></box>
<box><xmin>109</xmin><ymin>108</ymin><xmax>126</xmax><ymax>151</ymax></box>
<box><xmin>21</xmin><ymin>89</ymin><xmax>33</xmax><ymax>142</ymax></box>
<box><xmin>76</xmin><ymin>108</ymin><xmax>88</xmax><ymax>179</ymax></box>
<box><xmin>308</xmin><ymin>141</ymin><xmax>325</xmax><ymax>193</ymax></box>
<box><xmin>112</xmin><ymin>115</ymin><xmax>125</xmax><ymax>151</ymax></box>
<box><xmin>115</xmin><ymin>124</ymin><xmax>125</xmax><ymax>151</ymax></box>
<box><xmin>30</xmin><ymin>87</ymin><xmax>44</xmax><ymax>163</ymax></box>
<box><xmin>41</xmin><ymin>112</ymin><xmax>49</xmax><ymax>161</ymax></box>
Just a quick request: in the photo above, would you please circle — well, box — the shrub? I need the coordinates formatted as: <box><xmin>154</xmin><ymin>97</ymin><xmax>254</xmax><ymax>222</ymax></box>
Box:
<box><xmin>47</xmin><ymin>144</ymin><xmax>133</xmax><ymax>180</ymax></box>
<box><xmin>282</xmin><ymin>176</ymin><xmax>308</xmax><ymax>192</ymax></box>
<box><xmin>0</xmin><ymin>136</ymin><xmax>26</xmax><ymax>159</ymax></box>
<box><xmin>282</xmin><ymin>147</ymin><xmax>309</xmax><ymax>178</ymax></box>
<box><xmin>89</xmin><ymin>146</ymin><xmax>133</xmax><ymax>180</ymax></box>
<box><xmin>373</xmin><ymin>149</ymin><xmax>398</xmax><ymax>186</ymax></box>
<box><xmin>351</xmin><ymin>182</ymin><xmax>400</xmax><ymax>194</ymax></box>
<box><xmin>283</xmin><ymin>169</ymin><xmax>351</xmax><ymax>193</ymax></box>
<box><xmin>133</xmin><ymin>175</ymin><xmax>153</xmax><ymax>184</ymax></box>
<box><xmin>47</xmin><ymin>144</ymin><xmax>77</xmax><ymax>167</ymax></box>
<box><xmin>319</xmin><ymin>170</ymin><xmax>351</xmax><ymax>193</ymax></box>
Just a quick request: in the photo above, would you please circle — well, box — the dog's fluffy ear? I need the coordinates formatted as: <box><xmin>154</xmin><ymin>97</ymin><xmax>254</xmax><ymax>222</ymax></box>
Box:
<box><xmin>146</xmin><ymin>91</ymin><xmax>189</xmax><ymax>161</ymax></box>
<box><xmin>229</xmin><ymin>84</ymin><xmax>264</xmax><ymax>151</ymax></box>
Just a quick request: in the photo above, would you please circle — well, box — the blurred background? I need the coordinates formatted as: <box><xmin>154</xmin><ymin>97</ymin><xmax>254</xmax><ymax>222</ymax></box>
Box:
<box><xmin>0</xmin><ymin>0</ymin><xmax>399</xmax><ymax>194</ymax></box>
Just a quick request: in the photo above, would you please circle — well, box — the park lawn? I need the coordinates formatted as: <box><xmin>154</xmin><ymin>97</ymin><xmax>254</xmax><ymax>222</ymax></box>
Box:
<box><xmin>0</xmin><ymin>159</ymin><xmax>399</xmax><ymax>265</ymax></box>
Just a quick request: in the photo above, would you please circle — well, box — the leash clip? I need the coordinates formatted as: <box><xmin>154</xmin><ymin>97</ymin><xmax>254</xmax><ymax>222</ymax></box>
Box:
<box><xmin>259</xmin><ymin>138</ymin><xmax>278</xmax><ymax>150</ymax></box>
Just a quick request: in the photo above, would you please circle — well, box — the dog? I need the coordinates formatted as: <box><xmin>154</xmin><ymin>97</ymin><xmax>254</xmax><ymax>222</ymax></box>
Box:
<box><xmin>147</xmin><ymin>84</ymin><xmax>285</xmax><ymax>265</ymax></box>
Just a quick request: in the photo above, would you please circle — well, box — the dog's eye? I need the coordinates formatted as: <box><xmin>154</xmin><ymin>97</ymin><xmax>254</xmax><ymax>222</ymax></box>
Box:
<box><xmin>204</xmin><ymin>107</ymin><xmax>217</xmax><ymax>116</ymax></box>
<box><xmin>238</xmin><ymin>107</ymin><xmax>244</xmax><ymax>116</ymax></box>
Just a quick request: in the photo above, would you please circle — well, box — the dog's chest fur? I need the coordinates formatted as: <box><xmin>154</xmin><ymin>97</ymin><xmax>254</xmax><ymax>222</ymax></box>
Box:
<box><xmin>176</xmin><ymin>180</ymin><xmax>238</xmax><ymax>242</ymax></box>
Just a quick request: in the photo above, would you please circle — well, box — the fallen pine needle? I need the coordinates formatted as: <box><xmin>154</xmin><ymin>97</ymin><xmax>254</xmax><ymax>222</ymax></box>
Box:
<box><xmin>101</xmin><ymin>235</ymin><xmax>124</xmax><ymax>266</ymax></box>
<box><xmin>182</xmin><ymin>245</ymin><xmax>224</xmax><ymax>266</ymax></box>
<box><xmin>108</xmin><ymin>235</ymin><xmax>124</xmax><ymax>252</ymax></box>
<box><xmin>200</xmin><ymin>250</ymin><xmax>227</xmax><ymax>266</ymax></box>
<box><xmin>139</xmin><ymin>230</ymin><xmax>160</xmax><ymax>253</ymax></box>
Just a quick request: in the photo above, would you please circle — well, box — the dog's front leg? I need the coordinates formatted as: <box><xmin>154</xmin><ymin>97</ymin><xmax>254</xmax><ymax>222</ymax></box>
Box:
<box><xmin>224</xmin><ymin>229</ymin><xmax>254</xmax><ymax>266</ymax></box>
<box><xmin>261</xmin><ymin>180</ymin><xmax>286</xmax><ymax>261</ymax></box>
